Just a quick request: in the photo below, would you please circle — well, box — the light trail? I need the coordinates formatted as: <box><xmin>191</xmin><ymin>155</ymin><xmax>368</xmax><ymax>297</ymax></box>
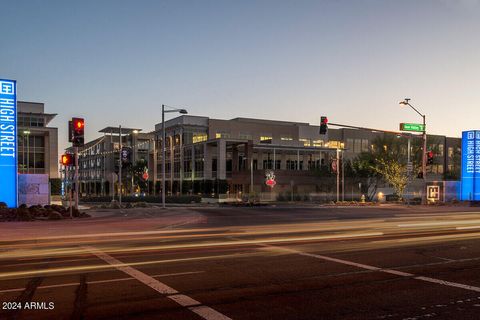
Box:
<box><xmin>0</xmin><ymin>232</ymin><xmax>383</xmax><ymax>260</ymax></box>
<box><xmin>0</xmin><ymin>251</ymin><xmax>267</xmax><ymax>280</ymax></box>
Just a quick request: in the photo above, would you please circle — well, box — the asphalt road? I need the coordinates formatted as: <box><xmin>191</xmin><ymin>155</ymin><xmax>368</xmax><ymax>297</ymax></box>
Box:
<box><xmin>2</xmin><ymin>205</ymin><xmax>480</xmax><ymax>319</ymax></box>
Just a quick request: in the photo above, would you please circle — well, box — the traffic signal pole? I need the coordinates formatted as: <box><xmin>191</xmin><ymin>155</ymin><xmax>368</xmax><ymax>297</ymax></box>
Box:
<box><xmin>74</xmin><ymin>146</ymin><xmax>79</xmax><ymax>210</ymax></box>
<box><xmin>119</xmin><ymin>125</ymin><xmax>122</xmax><ymax>206</ymax></box>
<box><xmin>422</xmin><ymin>115</ymin><xmax>427</xmax><ymax>205</ymax></box>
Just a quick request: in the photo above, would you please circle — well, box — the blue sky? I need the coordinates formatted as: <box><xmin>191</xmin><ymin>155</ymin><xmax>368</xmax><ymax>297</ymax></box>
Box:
<box><xmin>1</xmin><ymin>0</ymin><xmax>480</xmax><ymax>152</ymax></box>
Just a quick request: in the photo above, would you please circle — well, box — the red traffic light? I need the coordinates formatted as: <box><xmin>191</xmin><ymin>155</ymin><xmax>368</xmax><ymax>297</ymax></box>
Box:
<box><xmin>72</xmin><ymin>118</ymin><xmax>85</xmax><ymax>133</ymax></box>
<box><xmin>61</xmin><ymin>154</ymin><xmax>74</xmax><ymax>166</ymax></box>
<box><xmin>321</xmin><ymin>116</ymin><xmax>328</xmax><ymax>124</ymax></box>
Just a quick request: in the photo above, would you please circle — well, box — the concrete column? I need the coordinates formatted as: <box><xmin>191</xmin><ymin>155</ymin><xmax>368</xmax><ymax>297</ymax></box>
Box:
<box><xmin>257</xmin><ymin>151</ymin><xmax>264</xmax><ymax>170</ymax></box>
<box><xmin>180</xmin><ymin>130</ymin><xmax>183</xmax><ymax>194</ymax></box>
<box><xmin>191</xmin><ymin>145</ymin><xmax>195</xmax><ymax>193</ymax></box>
<box><xmin>281</xmin><ymin>152</ymin><xmax>287</xmax><ymax>170</ymax></box>
<box><xmin>204</xmin><ymin>143</ymin><xmax>212</xmax><ymax>180</ymax></box>
<box><xmin>169</xmin><ymin>135</ymin><xmax>174</xmax><ymax>194</ymax></box>
<box><xmin>232</xmin><ymin>145</ymin><xmax>239</xmax><ymax>171</ymax></box>
<box><xmin>217</xmin><ymin>139</ymin><xmax>226</xmax><ymax>180</ymax></box>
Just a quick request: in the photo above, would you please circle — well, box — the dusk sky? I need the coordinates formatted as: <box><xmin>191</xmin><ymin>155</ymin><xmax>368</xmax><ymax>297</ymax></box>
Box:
<box><xmin>1</xmin><ymin>0</ymin><xmax>480</xmax><ymax>152</ymax></box>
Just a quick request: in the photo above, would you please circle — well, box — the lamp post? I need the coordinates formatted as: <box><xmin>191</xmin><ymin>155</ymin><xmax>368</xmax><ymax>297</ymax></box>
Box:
<box><xmin>399</xmin><ymin>98</ymin><xmax>427</xmax><ymax>205</ymax></box>
<box><xmin>131</xmin><ymin>129</ymin><xmax>139</xmax><ymax>195</ymax></box>
<box><xmin>161</xmin><ymin>104</ymin><xmax>188</xmax><ymax>209</ymax></box>
<box><xmin>23</xmin><ymin>130</ymin><xmax>30</xmax><ymax>173</ymax></box>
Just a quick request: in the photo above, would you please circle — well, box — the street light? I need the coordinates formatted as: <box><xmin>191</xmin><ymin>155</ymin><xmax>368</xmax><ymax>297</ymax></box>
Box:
<box><xmin>399</xmin><ymin>98</ymin><xmax>427</xmax><ymax>205</ymax></box>
<box><xmin>161</xmin><ymin>104</ymin><xmax>188</xmax><ymax>209</ymax></box>
<box><xmin>23</xmin><ymin>130</ymin><xmax>31</xmax><ymax>174</ymax></box>
<box><xmin>131</xmin><ymin>129</ymin><xmax>139</xmax><ymax>195</ymax></box>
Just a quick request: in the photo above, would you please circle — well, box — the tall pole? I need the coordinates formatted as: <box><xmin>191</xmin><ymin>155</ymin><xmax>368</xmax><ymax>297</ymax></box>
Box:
<box><xmin>26</xmin><ymin>133</ymin><xmax>30</xmax><ymax>173</ymax></box>
<box><xmin>250</xmin><ymin>157</ymin><xmax>254</xmax><ymax>194</ymax></box>
<box><xmin>74</xmin><ymin>146</ymin><xmax>79</xmax><ymax>210</ymax></box>
<box><xmin>152</xmin><ymin>137</ymin><xmax>157</xmax><ymax>196</ymax></box>
<box><xmin>407</xmin><ymin>136</ymin><xmax>411</xmax><ymax>204</ymax></box>
<box><xmin>401</xmin><ymin>99</ymin><xmax>427</xmax><ymax>205</ymax></box>
<box><xmin>336</xmin><ymin>148</ymin><xmax>340</xmax><ymax>202</ymax></box>
<box><xmin>119</xmin><ymin>125</ymin><xmax>122</xmax><ymax>206</ymax></box>
<box><xmin>341</xmin><ymin>150</ymin><xmax>345</xmax><ymax>202</ymax></box>
<box><xmin>162</xmin><ymin>105</ymin><xmax>166</xmax><ymax>209</ymax></box>
<box><xmin>422</xmin><ymin>115</ymin><xmax>427</xmax><ymax>205</ymax></box>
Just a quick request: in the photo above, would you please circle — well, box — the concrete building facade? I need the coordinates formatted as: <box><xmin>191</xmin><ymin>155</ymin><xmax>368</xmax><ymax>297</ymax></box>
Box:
<box><xmin>72</xmin><ymin>115</ymin><xmax>461</xmax><ymax>200</ymax></box>
<box><xmin>153</xmin><ymin>116</ymin><xmax>461</xmax><ymax>198</ymax></box>
<box><xmin>66</xmin><ymin>127</ymin><xmax>154</xmax><ymax>196</ymax></box>
<box><xmin>17</xmin><ymin>101</ymin><xmax>58</xmax><ymax>178</ymax></box>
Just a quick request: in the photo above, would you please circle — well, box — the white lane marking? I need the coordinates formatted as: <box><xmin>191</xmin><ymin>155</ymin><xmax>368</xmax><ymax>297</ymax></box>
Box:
<box><xmin>168</xmin><ymin>294</ymin><xmax>201</xmax><ymax>307</ymax></box>
<box><xmin>83</xmin><ymin>245</ymin><xmax>232</xmax><ymax>320</ymax></box>
<box><xmin>0</xmin><ymin>271</ymin><xmax>204</xmax><ymax>294</ymax></box>
<box><xmin>190</xmin><ymin>305</ymin><xmax>234</xmax><ymax>320</ymax></box>
<box><xmin>415</xmin><ymin>276</ymin><xmax>480</xmax><ymax>293</ymax></box>
<box><xmin>258</xmin><ymin>243</ymin><xmax>480</xmax><ymax>294</ymax></box>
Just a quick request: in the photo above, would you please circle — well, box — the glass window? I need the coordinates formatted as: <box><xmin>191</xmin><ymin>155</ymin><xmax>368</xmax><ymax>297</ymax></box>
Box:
<box><xmin>354</xmin><ymin>139</ymin><xmax>362</xmax><ymax>153</ymax></box>
<box><xmin>328</xmin><ymin>141</ymin><xmax>341</xmax><ymax>149</ymax></box>
<box><xmin>362</xmin><ymin>139</ymin><xmax>369</xmax><ymax>152</ymax></box>
<box><xmin>438</xmin><ymin>144</ymin><xmax>444</xmax><ymax>156</ymax></box>
<box><xmin>239</xmin><ymin>133</ymin><xmax>252</xmax><ymax>140</ymax></box>
<box><xmin>215</xmin><ymin>132</ymin><xmax>230</xmax><ymax>139</ymax></box>
<box><xmin>260</xmin><ymin>135</ymin><xmax>272</xmax><ymax>143</ymax></box>
<box><xmin>193</xmin><ymin>133</ymin><xmax>208</xmax><ymax>143</ymax></box>
<box><xmin>448</xmin><ymin>147</ymin><xmax>454</xmax><ymax>158</ymax></box>
<box><xmin>299</xmin><ymin>138</ymin><xmax>311</xmax><ymax>147</ymax></box>
<box><xmin>346</xmin><ymin>138</ymin><xmax>353</xmax><ymax>151</ymax></box>
<box><xmin>312</xmin><ymin>139</ymin><xmax>324</xmax><ymax>147</ymax></box>
<box><xmin>281</xmin><ymin>136</ymin><xmax>293</xmax><ymax>141</ymax></box>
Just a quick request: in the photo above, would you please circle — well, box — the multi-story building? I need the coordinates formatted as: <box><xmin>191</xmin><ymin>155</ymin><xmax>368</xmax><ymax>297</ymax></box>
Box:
<box><xmin>73</xmin><ymin>115</ymin><xmax>461</xmax><ymax>200</ymax></box>
<box><xmin>65</xmin><ymin>127</ymin><xmax>153</xmax><ymax>196</ymax></box>
<box><xmin>153</xmin><ymin>115</ymin><xmax>461</xmax><ymax>198</ymax></box>
<box><xmin>17</xmin><ymin>101</ymin><xmax>58</xmax><ymax>178</ymax></box>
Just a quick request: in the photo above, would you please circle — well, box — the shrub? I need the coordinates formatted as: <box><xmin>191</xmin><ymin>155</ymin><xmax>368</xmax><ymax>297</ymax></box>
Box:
<box><xmin>48</xmin><ymin>211</ymin><xmax>63</xmax><ymax>220</ymax></box>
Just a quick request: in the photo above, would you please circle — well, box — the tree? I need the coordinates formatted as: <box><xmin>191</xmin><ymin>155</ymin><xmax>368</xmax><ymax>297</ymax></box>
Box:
<box><xmin>371</xmin><ymin>158</ymin><xmax>408</xmax><ymax>198</ymax></box>
<box><xmin>128</xmin><ymin>159</ymin><xmax>149</xmax><ymax>193</ymax></box>
<box><xmin>349</xmin><ymin>135</ymin><xmax>417</xmax><ymax>199</ymax></box>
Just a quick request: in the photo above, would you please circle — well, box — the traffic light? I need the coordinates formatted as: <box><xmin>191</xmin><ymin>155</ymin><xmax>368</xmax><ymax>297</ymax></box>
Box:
<box><xmin>427</xmin><ymin>151</ymin><xmax>434</xmax><ymax>165</ymax></box>
<box><xmin>319</xmin><ymin>116</ymin><xmax>328</xmax><ymax>135</ymax></box>
<box><xmin>68</xmin><ymin>121</ymin><xmax>73</xmax><ymax>142</ymax></box>
<box><xmin>72</xmin><ymin>117</ymin><xmax>85</xmax><ymax>147</ymax></box>
<box><xmin>61</xmin><ymin>153</ymin><xmax>74</xmax><ymax>166</ymax></box>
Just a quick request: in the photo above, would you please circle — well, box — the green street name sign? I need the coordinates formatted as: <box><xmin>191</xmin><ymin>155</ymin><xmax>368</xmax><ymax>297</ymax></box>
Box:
<box><xmin>400</xmin><ymin>123</ymin><xmax>425</xmax><ymax>132</ymax></box>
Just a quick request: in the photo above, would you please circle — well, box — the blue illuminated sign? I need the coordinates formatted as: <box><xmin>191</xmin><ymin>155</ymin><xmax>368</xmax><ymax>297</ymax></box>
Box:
<box><xmin>460</xmin><ymin>130</ymin><xmax>480</xmax><ymax>201</ymax></box>
<box><xmin>0</xmin><ymin>79</ymin><xmax>17</xmax><ymax>207</ymax></box>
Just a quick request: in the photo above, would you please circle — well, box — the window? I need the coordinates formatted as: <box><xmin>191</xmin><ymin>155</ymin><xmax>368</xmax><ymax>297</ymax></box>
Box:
<box><xmin>448</xmin><ymin>147</ymin><xmax>454</xmax><ymax>158</ymax></box>
<box><xmin>193</xmin><ymin>133</ymin><xmax>207</xmax><ymax>143</ymax></box>
<box><xmin>328</xmin><ymin>141</ymin><xmax>342</xmax><ymax>149</ymax></box>
<box><xmin>346</xmin><ymin>138</ymin><xmax>353</xmax><ymax>151</ymax></box>
<box><xmin>299</xmin><ymin>138</ymin><xmax>311</xmax><ymax>147</ymax></box>
<box><xmin>260</xmin><ymin>135</ymin><xmax>272</xmax><ymax>143</ymax></box>
<box><xmin>215</xmin><ymin>132</ymin><xmax>230</xmax><ymax>139</ymax></box>
<box><xmin>360</xmin><ymin>139</ymin><xmax>369</xmax><ymax>152</ymax></box>
<box><xmin>438</xmin><ymin>144</ymin><xmax>444</xmax><ymax>156</ymax></box>
<box><xmin>354</xmin><ymin>139</ymin><xmax>362</xmax><ymax>153</ymax></box>
<box><xmin>312</xmin><ymin>139</ymin><xmax>324</xmax><ymax>147</ymax></box>
<box><xmin>212</xmin><ymin>159</ymin><xmax>217</xmax><ymax>172</ymax></box>
<box><xmin>281</xmin><ymin>136</ymin><xmax>293</xmax><ymax>141</ymax></box>
<box><xmin>239</xmin><ymin>133</ymin><xmax>252</xmax><ymax>140</ymax></box>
